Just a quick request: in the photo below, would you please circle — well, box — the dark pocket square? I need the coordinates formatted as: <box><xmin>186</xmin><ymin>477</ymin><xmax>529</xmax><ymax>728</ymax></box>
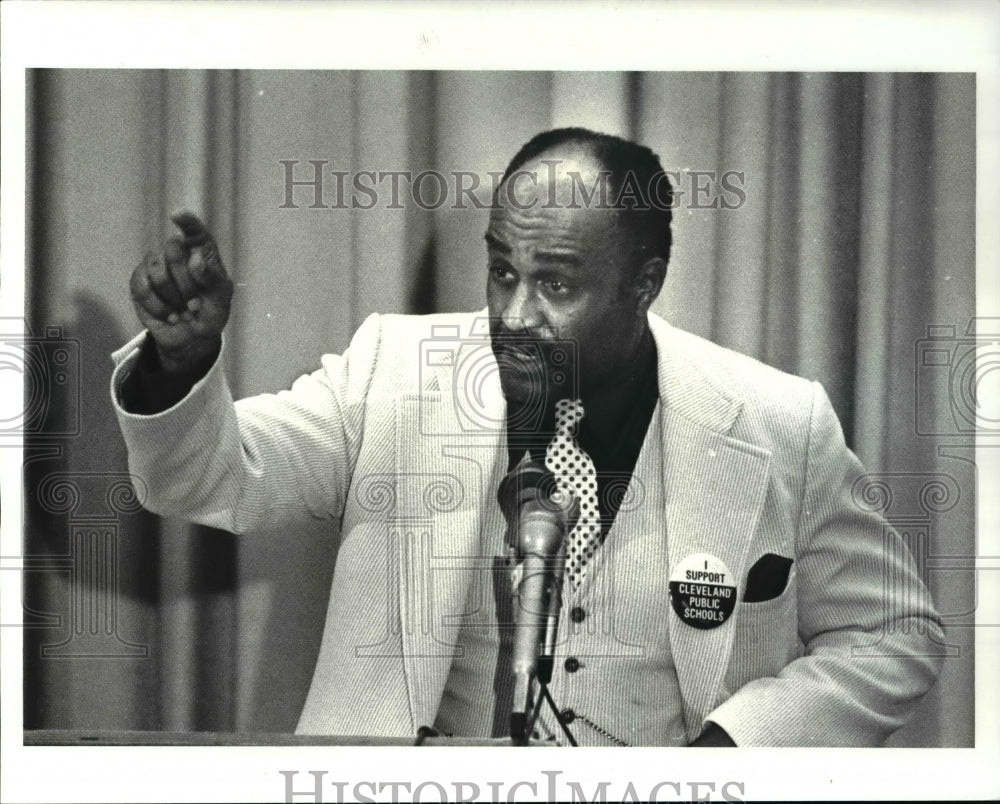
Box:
<box><xmin>742</xmin><ymin>553</ymin><xmax>794</xmax><ymax>602</ymax></box>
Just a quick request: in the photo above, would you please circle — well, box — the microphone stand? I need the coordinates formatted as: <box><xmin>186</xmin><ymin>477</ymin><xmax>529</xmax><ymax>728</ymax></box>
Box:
<box><xmin>498</xmin><ymin>462</ymin><xmax>578</xmax><ymax>746</ymax></box>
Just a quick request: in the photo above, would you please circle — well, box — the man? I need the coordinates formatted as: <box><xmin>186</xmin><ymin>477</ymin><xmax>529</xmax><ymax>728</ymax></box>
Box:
<box><xmin>111</xmin><ymin>128</ymin><xmax>943</xmax><ymax>746</ymax></box>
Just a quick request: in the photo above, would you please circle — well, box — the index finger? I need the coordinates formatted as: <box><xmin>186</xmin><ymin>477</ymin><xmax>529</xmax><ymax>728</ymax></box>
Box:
<box><xmin>170</xmin><ymin>211</ymin><xmax>213</xmax><ymax>248</ymax></box>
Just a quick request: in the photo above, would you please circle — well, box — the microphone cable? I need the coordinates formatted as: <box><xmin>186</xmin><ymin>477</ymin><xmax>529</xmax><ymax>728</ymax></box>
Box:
<box><xmin>523</xmin><ymin>681</ymin><xmax>578</xmax><ymax>746</ymax></box>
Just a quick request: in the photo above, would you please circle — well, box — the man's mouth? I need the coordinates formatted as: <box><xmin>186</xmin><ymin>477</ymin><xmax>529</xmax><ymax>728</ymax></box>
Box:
<box><xmin>490</xmin><ymin>333</ymin><xmax>575</xmax><ymax>393</ymax></box>
<box><xmin>495</xmin><ymin>345</ymin><xmax>542</xmax><ymax>366</ymax></box>
<box><xmin>492</xmin><ymin>331</ymin><xmax>541</xmax><ymax>355</ymax></box>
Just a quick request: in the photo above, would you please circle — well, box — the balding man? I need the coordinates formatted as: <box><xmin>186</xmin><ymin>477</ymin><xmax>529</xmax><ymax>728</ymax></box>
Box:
<box><xmin>111</xmin><ymin>128</ymin><xmax>943</xmax><ymax>746</ymax></box>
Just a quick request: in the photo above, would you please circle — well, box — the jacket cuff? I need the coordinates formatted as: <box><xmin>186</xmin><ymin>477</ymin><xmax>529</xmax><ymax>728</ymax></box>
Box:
<box><xmin>701</xmin><ymin>699</ymin><xmax>757</xmax><ymax>746</ymax></box>
<box><xmin>109</xmin><ymin>331</ymin><xmax>231</xmax><ymax>442</ymax></box>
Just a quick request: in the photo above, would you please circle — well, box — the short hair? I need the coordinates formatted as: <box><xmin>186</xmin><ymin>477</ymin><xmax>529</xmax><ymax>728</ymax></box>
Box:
<box><xmin>500</xmin><ymin>127</ymin><xmax>673</xmax><ymax>267</ymax></box>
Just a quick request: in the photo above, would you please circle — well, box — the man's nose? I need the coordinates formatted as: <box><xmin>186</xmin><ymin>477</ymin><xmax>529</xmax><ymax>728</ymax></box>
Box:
<box><xmin>502</xmin><ymin>282</ymin><xmax>544</xmax><ymax>332</ymax></box>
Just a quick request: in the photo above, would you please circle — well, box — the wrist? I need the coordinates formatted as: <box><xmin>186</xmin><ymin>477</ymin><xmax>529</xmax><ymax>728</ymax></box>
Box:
<box><xmin>689</xmin><ymin>723</ymin><xmax>736</xmax><ymax>747</ymax></box>
<box><xmin>154</xmin><ymin>337</ymin><xmax>221</xmax><ymax>376</ymax></box>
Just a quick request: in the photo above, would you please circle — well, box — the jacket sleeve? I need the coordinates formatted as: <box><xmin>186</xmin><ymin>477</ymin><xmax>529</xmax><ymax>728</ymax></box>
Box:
<box><xmin>109</xmin><ymin>313</ymin><xmax>383</xmax><ymax>534</ymax></box>
<box><xmin>706</xmin><ymin>382</ymin><xmax>945</xmax><ymax>745</ymax></box>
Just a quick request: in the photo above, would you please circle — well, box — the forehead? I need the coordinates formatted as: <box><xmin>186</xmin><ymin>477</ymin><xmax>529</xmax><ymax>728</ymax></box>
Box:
<box><xmin>488</xmin><ymin>149</ymin><xmax>623</xmax><ymax>253</ymax></box>
<box><xmin>487</xmin><ymin>196</ymin><xmax>618</xmax><ymax>245</ymax></box>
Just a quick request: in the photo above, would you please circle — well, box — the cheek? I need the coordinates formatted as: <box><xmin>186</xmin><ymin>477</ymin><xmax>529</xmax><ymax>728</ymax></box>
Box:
<box><xmin>555</xmin><ymin>297</ymin><xmax>621</xmax><ymax>340</ymax></box>
<box><xmin>570</xmin><ymin>304</ymin><xmax>638</xmax><ymax>368</ymax></box>
<box><xmin>486</xmin><ymin>281</ymin><xmax>509</xmax><ymax>317</ymax></box>
<box><xmin>549</xmin><ymin>310</ymin><xmax>604</xmax><ymax>366</ymax></box>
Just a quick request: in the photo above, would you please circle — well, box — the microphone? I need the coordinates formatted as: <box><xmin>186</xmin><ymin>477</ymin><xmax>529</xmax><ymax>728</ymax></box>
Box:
<box><xmin>497</xmin><ymin>460</ymin><xmax>579</xmax><ymax>745</ymax></box>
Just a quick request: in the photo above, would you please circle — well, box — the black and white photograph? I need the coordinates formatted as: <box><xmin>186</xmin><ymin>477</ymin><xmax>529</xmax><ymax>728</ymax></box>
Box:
<box><xmin>2</xmin><ymin>2</ymin><xmax>998</xmax><ymax>802</ymax></box>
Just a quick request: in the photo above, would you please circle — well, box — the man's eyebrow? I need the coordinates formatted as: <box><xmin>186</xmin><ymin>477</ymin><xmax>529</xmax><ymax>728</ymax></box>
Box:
<box><xmin>534</xmin><ymin>250</ymin><xmax>582</xmax><ymax>267</ymax></box>
<box><xmin>484</xmin><ymin>233</ymin><xmax>582</xmax><ymax>267</ymax></box>
<box><xmin>484</xmin><ymin>233</ymin><xmax>510</xmax><ymax>253</ymax></box>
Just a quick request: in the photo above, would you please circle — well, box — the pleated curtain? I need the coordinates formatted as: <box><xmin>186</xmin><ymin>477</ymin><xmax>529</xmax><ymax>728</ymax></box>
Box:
<box><xmin>24</xmin><ymin>70</ymin><xmax>974</xmax><ymax>746</ymax></box>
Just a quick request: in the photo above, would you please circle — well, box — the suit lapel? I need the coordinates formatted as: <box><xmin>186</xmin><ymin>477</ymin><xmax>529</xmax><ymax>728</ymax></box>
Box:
<box><xmin>649</xmin><ymin>316</ymin><xmax>773</xmax><ymax>742</ymax></box>
<box><xmin>394</xmin><ymin>315</ymin><xmax>506</xmax><ymax>730</ymax></box>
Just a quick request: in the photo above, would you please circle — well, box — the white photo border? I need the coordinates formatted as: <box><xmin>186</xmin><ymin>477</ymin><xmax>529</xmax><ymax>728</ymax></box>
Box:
<box><xmin>2</xmin><ymin>1</ymin><xmax>998</xmax><ymax>802</ymax></box>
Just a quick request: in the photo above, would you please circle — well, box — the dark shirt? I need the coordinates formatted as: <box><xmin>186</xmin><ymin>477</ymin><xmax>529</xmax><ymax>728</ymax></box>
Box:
<box><xmin>505</xmin><ymin>333</ymin><xmax>660</xmax><ymax>537</ymax></box>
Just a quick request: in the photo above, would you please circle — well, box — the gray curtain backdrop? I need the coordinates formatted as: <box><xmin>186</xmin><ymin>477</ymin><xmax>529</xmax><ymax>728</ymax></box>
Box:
<box><xmin>23</xmin><ymin>70</ymin><xmax>975</xmax><ymax>746</ymax></box>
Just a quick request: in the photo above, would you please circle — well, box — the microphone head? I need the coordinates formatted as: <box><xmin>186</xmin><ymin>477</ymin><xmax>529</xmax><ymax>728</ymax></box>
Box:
<box><xmin>497</xmin><ymin>460</ymin><xmax>549</xmax><ymax>522</ymax></box>
<box><xmin>497</xmin><ymin>460</ymin><xmax>581</xmax><ymax>551</ymax></box>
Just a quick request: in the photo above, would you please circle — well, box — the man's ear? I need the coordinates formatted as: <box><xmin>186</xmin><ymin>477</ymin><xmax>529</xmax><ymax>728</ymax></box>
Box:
<box><xmin>634</xmin><ymin>257</ymin><xmax>667</xmax><ymax>316</ymax></box>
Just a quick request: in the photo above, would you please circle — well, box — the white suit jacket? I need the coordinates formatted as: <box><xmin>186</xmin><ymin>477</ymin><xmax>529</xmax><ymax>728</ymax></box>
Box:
<box><xmin>110</xmin><ymin>310</ymin><xmax>944</xmax><ymax>746</ymax></box>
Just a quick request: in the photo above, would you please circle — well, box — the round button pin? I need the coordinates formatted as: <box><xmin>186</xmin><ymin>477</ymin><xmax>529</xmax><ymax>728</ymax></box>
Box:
<box><xmin>668</xmin><ymin>553</ymin><xmax>738</xmax><ymax>630</ymax></box>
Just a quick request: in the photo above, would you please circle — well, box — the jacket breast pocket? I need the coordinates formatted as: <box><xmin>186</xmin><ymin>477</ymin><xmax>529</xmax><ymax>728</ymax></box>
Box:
<box><xmin>737</xmin><ymin>566</ymin><xmax>797</xmax><ymax>630</ymax></box>
<box><xmin>736</xmin><ymin>565</ymin><xmax>798</xmax><ymax>636</ymax></box>
<box><xmin>724</xmin><ymin>568</ymin><xmax>800</xmax><ymax>692</ymax></box>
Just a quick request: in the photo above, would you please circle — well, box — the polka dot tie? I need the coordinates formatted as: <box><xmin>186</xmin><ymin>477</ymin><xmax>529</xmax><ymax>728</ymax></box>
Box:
<box><xmin>545</xmin><ymin>399</ymin><xmax>601</xmax><ymax>590</ymax></box>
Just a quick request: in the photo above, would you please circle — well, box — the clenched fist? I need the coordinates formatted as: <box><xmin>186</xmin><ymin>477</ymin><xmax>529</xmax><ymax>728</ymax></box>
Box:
<box><xmin>130</xmin><ymin>212</ymin><xmax>234</xmax><ymax>375</ymax></box>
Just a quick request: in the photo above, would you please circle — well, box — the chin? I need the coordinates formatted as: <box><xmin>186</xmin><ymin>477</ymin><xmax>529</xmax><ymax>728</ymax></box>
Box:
<box><xmin>498</xmin><ymin>371</ymin><xmax>540</xmax><ymax>405</ymax></box>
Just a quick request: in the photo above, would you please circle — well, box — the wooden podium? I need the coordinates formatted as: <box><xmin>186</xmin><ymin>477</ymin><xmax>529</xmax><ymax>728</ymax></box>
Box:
<box><xmin>23</xmin><ymin>730</ymin><xmax>546</xmax><ymax>746</ymax></box>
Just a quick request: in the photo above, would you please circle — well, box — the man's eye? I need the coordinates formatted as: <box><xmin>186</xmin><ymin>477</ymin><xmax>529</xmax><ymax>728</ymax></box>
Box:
<box><xmin>545</xmin><ymin>279</ymin><xmax>571</xmax><ymax>294</ymax></box>
<box><xmin>490</xmin><ymin>264</ymin><xmax>514</xmax><ymax>282</ymax></box>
